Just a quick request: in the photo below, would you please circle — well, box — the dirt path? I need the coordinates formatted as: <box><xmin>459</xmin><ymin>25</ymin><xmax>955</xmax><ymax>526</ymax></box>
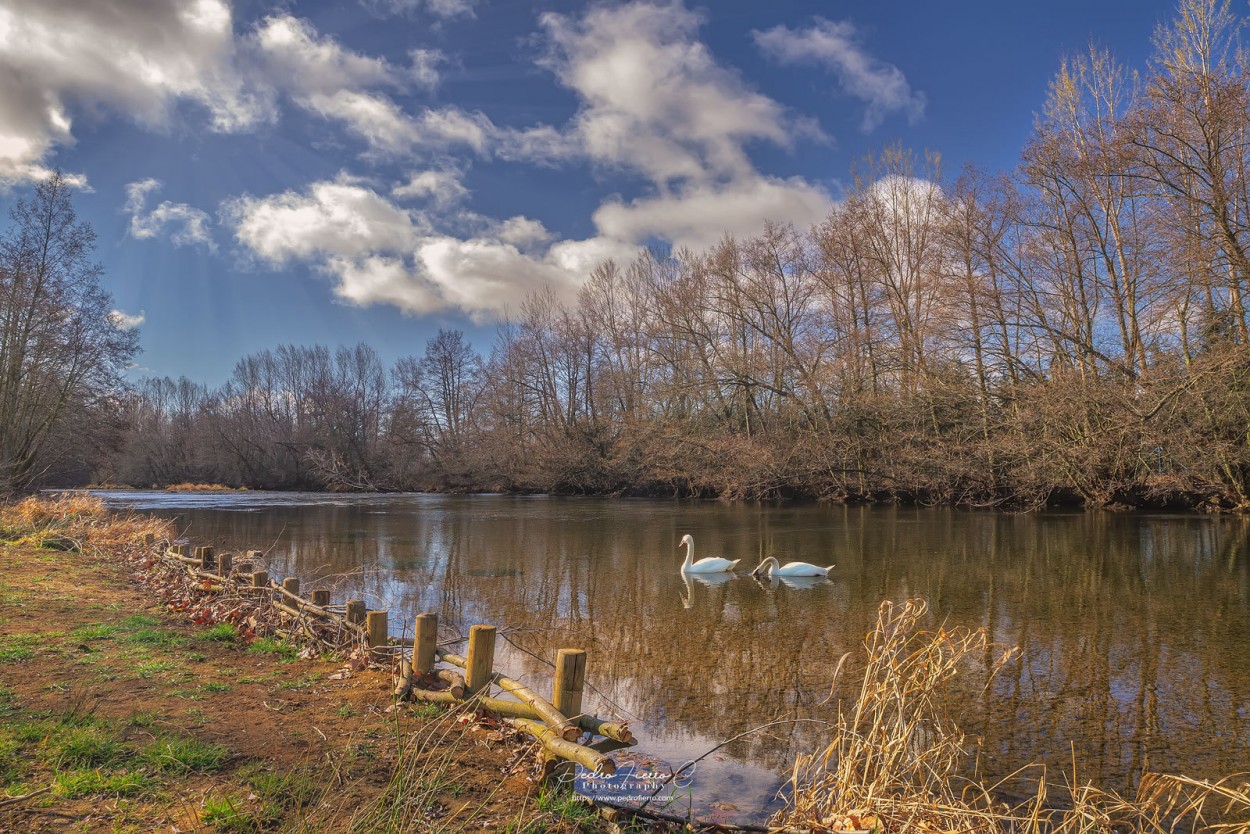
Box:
<box><xmin>0</xmin><ymin>542</ymin><xmax>582</xmax><ymax>833</ymax></box>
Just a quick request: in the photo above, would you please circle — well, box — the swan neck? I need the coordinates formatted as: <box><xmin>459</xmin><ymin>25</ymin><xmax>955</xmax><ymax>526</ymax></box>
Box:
<box><xmin>681</xmin><ymin>539</ymin><xmax>693</xmax><ymax>570</ymax></box>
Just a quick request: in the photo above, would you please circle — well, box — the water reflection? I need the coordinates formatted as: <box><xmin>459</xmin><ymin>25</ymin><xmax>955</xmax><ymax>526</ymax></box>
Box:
<box><xmin>95</xmin><ymin>492</ymin><xmax>1250</xmax><ymax>823</ymax></box>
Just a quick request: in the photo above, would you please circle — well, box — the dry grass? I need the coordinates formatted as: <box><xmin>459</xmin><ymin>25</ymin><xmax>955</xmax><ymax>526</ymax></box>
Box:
<box><xmin>0</xmin><ymin>493</ymin><xmax>173</xmax><ymax>553</ymax></box>
<box><xmin>777</xmin><ymin>598</ymin><xmax>1250</xmax><ymax>834</ymax></box>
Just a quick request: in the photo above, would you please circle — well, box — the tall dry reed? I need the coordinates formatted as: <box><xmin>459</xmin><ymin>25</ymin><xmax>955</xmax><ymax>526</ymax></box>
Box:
<box><xmin>777</xmin><ymin>598</ymin><xmax>1250</xmax><ymax>834</ymax></box>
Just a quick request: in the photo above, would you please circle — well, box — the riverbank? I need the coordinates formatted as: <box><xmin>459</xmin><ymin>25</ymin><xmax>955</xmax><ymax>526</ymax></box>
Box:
<box><xmin>0</xmin><ymin>499</ymin><xmax>603</xmax><ymax>833</ymax></box>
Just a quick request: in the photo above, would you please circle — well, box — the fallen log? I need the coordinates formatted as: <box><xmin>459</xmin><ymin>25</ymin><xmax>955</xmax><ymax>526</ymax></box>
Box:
<box><xmin>437</xmin><ymin>647</ymin><xmax>580</xmax><ymax>741</ymax></box>
<box><xmin>514</xmin><ymin>718</ymin><xmax>616</xmax><ymax>775</ymax></box>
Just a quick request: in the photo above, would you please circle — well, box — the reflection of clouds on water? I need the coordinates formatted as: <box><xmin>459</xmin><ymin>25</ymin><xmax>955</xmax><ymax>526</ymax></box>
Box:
<box><xmin>93</xmin><ymin>491</ymin><xmax>1250</xmax><ymax>825</ymax></box>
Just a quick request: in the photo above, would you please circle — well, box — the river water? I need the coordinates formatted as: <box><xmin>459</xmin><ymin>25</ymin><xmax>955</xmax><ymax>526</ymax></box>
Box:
<box><xmin>94</xmin><ymin>491</ymin><xmax>1250</xmax><ymax>824</ymax></box>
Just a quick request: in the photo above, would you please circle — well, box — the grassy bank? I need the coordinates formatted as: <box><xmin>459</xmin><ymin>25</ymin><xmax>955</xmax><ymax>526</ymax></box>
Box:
<box><xmin>0</xmin><ymin>497</ymin><xmax>611</xmax><ymax>833</ymax></box>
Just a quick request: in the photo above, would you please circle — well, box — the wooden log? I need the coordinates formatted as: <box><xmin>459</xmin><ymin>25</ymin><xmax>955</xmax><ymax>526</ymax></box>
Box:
<box><xmin>495</xmin><ymin>675</ymin><xmax>580</xmax><ymax>742</ymax></box>
<box><xmin>414</xmin><ymin>613</ymin><xmax>438</xmax><ymax>675</ymax></box>
<box><xmin>435</xmin><ymin>669</ymin><xmax>465</xmax><ymax>699</ymax></box>
<box><xmin>142</xmin><ymin>533</ymin><xmax>155</xmax><ymax>547</ymax></box>
<box><xmin>438</xmin><ymin>645</ymin><xmax>579</xmax><ymax>741</ymax></box>
<box><xmin>408</xmin><ymin>688</ymin><xmax>539</xmax><ymax>721</ymax></box>
<box><xmin>171</xmin><ymin>544</ymin><xmax>186</xmax><ymax>556</ymax></box>
<box><xmin>394</xmin><ymin>664</ymin><xmax>414</xmax><ymax>699</ymax></box>
<box><xmin>553</xmin><ymin>649</ymin><xmax>586</xmax><ymax>719</ymax></box>
<box><xmin>366</xmin><ymin>610</ymin><xmax>388</xmax><ymax>652</ymax></box>
<box><xmin>464</xmin><ymin>625</ymin><xmax>495</xmax><ymax>696</ymax></box>
<box><xmin>197</xmin><ymin>546</ymin><xmax>216</xmax><ymax>570</ymax></box>
<box><xmin>312</xmin><ymin>590</ymin><xmax>330</xmax><ymax>608</ymax></box>
<box><xmin>345</xmin><ymin>600</ymin><xmax>366</xmax><ymax>626</ymax></box>
<box><xmin>281</xmin><ymin>577</ymin><xmax>300</xmax><ymax>603</ymax></box>
<box><xmin>578</xmin><ymin>716</ymin><xmax>635</xmax><ymax>745</ymax></box>
<box><xmin>252</xmin><ymin>570</ymin><xmax>269</xmax><ymax>589</ymax></box>
<box><xmin>218</xmin><ymin>553</ymin><xmax>232</xmax><ymax>576</ymax></box>
<box><xmin>514</xmin><ymin>718</ymin><xmax>616</xmax><ymax>776</ymax></box>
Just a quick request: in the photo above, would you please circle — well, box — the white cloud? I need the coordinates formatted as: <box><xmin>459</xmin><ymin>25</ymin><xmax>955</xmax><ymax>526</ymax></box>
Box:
<box><xmin>594</xmin><ymin>175</ymin><xmax>831</xmax><ymax>252</ymax></box>
<box><xmin>0</xmin><ymin>0</ymin><xmax>269</xmax><ymax>185</ymax></box>
<box><xmin>226</xmin><ymin>176</ymin><xmax>585</xmax><ymax>318</ymax></box>
<box><xmin>493</xmin><ymin>216</ymin><xmax>552</xmax><ymax>248</ymax></box>
<box><xmin>253</xmin><ymin>15</ymin><xmax>484</xmax><ymax>157</ymax></box>
<box><xmin>528</xmin><ymin>2</ymin><xmax>817</xmax><ymax>186</ymax></box>
<box><xmin>409</xmin><ymin>49</ymin><xmax>445</xmax><ymax>89</ymax></box>
<box><xmin>225</xmin><ymin>174</ymin><xmax>423</xmax><ymax>265</ymax></box>
<box><xmin>225</xmin><ymin>3</ymin><xmax>836</xmax><ymax>322</ymax></box>
<box><xmin>392</xmin><ymin>169</ymin><xmax>469</xmax><ymax>206</ymax></box>
<box><xmin>360</xmin><ymin>0</ymin><xmax>477</xmax><ymax>19</ymax></box>
<box><xmin>124</xmin><ymin>178</ymin><xmax>216</xmax><ymax>249</ymax></box>
<box><xmin>753</xmin><ymin>18</ymin><xmax>925</xmax><ymax>132</ymax></box>
<box><xmin>109</xmin><ymin>309</ymin><xmax>146</xmax><ymax>331</ymax></box>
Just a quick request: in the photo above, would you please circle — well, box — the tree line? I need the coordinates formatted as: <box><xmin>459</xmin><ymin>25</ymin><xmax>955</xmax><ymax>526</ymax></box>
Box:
<box><xmin>16</xmin><ymin>0</ymin><xmax>1250</xmax><ymax>509</ymax></box>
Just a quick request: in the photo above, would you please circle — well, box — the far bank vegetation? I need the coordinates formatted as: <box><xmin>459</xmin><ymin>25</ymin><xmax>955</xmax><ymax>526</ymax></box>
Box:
<box><xmin>49</xmin><ymin>0</ymin><xmax>1250</xmax><ymax>510</ymax></box>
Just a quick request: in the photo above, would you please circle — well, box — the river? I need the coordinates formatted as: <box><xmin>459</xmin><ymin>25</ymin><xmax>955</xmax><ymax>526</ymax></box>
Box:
<box><xmin>93</xmin><ymin>491</ymin><xmax>1250</xmax><ymax>824</ymax></box>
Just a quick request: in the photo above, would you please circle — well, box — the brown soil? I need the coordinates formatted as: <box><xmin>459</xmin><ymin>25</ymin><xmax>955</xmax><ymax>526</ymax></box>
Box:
<box><xmin>0</xmin><ymin>542</ymin><xmax>581</xmax><ymax>833</ymax></box>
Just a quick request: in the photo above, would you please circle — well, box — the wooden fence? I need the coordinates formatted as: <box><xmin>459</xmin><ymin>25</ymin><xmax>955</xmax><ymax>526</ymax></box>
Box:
<box><xmin>144</xmin><ymin>534</ymin><xmax>635</xmax><ymax>778</ymax></box>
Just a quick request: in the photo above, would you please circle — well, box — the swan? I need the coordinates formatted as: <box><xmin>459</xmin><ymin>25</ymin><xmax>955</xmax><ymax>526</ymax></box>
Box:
<box><xmin>751</xmin><ymin>556</ymin><xmax>834</xmax><ymax>578</ymax></box>
<box><xmin>679</xmin><ymin>534</ymin><xmax>741</xmax><ymax>574</ymax></box>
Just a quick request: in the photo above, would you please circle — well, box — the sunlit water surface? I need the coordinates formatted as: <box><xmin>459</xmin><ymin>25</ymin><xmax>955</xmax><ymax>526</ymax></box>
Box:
<box><xmin>94</xmin><ymin>491</ymin><xmax>1250</xmax><ymax>824</ymax></box>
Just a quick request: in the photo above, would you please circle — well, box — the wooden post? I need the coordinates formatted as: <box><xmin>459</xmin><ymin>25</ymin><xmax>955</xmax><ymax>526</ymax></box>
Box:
<box><xmin>345</xmin><ymin>600</ymin><xmax>366</xmax><ymax>626</ymax></box>
<box><xmin>142</xmin><ymin>533</ymin><xmax>155</xmax><ymax>547</ymax></box>
<box><xmin>414</xmin><ymin>613</ymin><xmax>438</xmax><ymax>675</ymax></box>
<box><xmin>200</xmin><ymin>546</ymin><xmax>216</xmax><ymax>571</ymax></box>
<box><xmin>218</xmin><ymin>553</ymin><xmax>232</xmax><ymax>577</ymax></box>
<box><xmin>252</xmin><ymin>570</ymin><xmax>268</xmax><ymax>589</ymax></box>
<box><xmin>465</xmin><ymin>625</ymin><xmax>496</xmax><ymax>696</ymax></box>
<box><xmin>553</xmin><ymin>649</ymin><xmax>587</xmax><ymax>719</ymax></box>
<box><xmin>171</xmin><ymin>544</ymin><xmax>186</xmax><ymax>556</ymax></box>
<box><xmin>367</xmin><ymin>611</ymin><xmax>388</xmax><ymax>656</ymax></box>
<box><xmin>312</xmin><ymin>590</ymin><xmax>330</xmax><ymax>608</ymax></box>
<box><xmin>282</xmin><ymin>577</ymin><xmax>299</xmax><ymax>602</ymax></box>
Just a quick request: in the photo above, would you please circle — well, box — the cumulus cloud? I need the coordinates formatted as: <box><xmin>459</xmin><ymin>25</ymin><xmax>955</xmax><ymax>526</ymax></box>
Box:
<box><xmin>0</xmin><ymin>0</ymin><xmax>269</xmax><ymax>184</ymax></box>
<box><xmin>226</xmin><ymin>175</ymin><xmax>587</xmax><ymax>318</ymax></box>
<box><xmin>594</xmin><ymin>175</ymin><xmax>832</xmax><ymax>252</ymax></box>
<box><xmin>124</xmin><ymin>179</ymin><xmax>216</xmax><ymax>249</ymax></box>
<box><xmin>225</xmin><ymin>3</ymin><xmax>835</xmax><ymax>321</ymax></box>
<box><xmin>753</xmin><ymin>18</ymin><xmax>925</xmax><ymax>132</ymax></box>
<box><xmin>527</xmin><ymin>2</ymin><xmax>817</xmax><ymax>186</ymax></box>
<box><xmin>392</xmin><ymin>169</ymin><xmax>469</xmax><ymax>206</ymax></box>
<box><xmin>253</xmin><ymin>15</ymin><xmax>479</xmax><ymax>157</ymax></box>
<box><xmin>109</xmin><ymin>309</ymin><xmax>146</xmax><ymax>331</ymax></box>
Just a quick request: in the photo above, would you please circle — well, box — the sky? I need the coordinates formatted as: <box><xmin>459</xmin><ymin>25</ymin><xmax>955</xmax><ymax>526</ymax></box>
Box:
<box><xmin>0</xmin><ymin>0</ymin><xmax>1183</xmax><ymax>385</ymax></box>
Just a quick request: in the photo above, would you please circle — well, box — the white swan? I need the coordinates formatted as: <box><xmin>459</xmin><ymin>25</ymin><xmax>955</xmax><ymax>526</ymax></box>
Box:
<box><xmin>750</xmin><ymin>556</ymin><xmax>834</xmax><ymax>578</ymax></box>
<box><xmin>679</xmin><ymin>534</ymin><xmax>741</xmax><ymax>574</ymax></box>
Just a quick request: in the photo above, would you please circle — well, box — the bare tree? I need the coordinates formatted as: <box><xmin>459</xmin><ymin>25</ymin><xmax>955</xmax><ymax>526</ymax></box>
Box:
<box><xmin>0</xmin><ymin>173</ymin><xmax>138</xmax><ymax>493</ymax></box>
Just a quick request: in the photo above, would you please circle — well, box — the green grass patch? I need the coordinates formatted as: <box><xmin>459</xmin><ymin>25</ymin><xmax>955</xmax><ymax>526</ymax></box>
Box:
<box><xmin>201</xmin><ymin>794</ymin><xmax>258</xmax><ymax>833</ymax></box>
<box><xmin>275</xmin><ymin>672</ymin><xmax>321</xmax><ymax>691</ymax></box>
<box><xmin>533</xmin><ymin>784</ymin><xmax>599</xmax><ymax>827</ymax></box>
<box><xmin>120</xmin><ymin>614</ymin><xmax>160</xmax><ymax>629</ymax></box>
<box><xmin>55</xmin><ymin>768</ymin><xmax>151</xmax><ymax>799</ymax></box>
<box><xmin>141</xmin><ymin>735</ymin><xmax>228</xmax><ymax>774</ymax></box>
<box><xmin>134</xmin><ymin>660</ymin><xmax>178</xmax><ymax>678</ymax></box>
<box><xmin>409</xmin><ymin>702</ymin><xmax>445</xmax><ymax>720</ymax></box>
<box><xmin>201</xmin><ymin>682</ymin><xmax>231</xmax><ymax>693</ymax></box>
<box><xmin>200</xmin><ymin>623</ymin><xmax>237</xmax><ymax>642</ymax></box>
<box><xmin>0</xmin><ymin>633</ymin><xmax>40</xmax><ymax>663</ymax></box>
<box><xmin>41</xmin><ymin>723</ymin><xmax>129</xmax><ymax>769</ymax></box>
<box><xmin>245</xmin><ymin>637</ymin><xmax>298</xmax><ymax>660</ymax></box>
<box><xmin>70</xmin><ymin>622</ymin><xmax>120</xmax><ymax>641</ymax></box>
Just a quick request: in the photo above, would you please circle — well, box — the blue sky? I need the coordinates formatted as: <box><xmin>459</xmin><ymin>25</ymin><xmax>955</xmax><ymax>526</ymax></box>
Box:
<box><xmin>0</xmin><ymin>0</ymin><xmax>1179</xmax><ymax>384</ymax></box>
